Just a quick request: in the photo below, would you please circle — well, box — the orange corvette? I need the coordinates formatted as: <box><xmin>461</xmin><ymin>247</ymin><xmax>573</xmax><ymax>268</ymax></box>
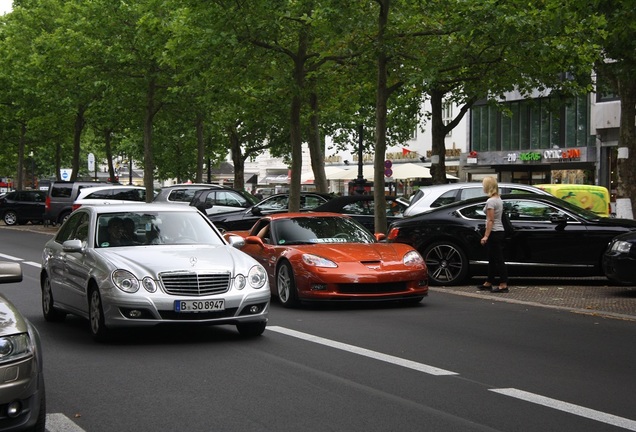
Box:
<box><xmin>226</xmin><ymin>212</ymin><xmax>428</xmax><ymax>307</ymax></box>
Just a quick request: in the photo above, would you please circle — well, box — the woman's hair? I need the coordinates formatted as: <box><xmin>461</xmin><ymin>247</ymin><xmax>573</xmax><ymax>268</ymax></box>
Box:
<box><xmin>482</xmin><ymin>176</ymin><xmax>499</xmax><ymax>196</ymax></box>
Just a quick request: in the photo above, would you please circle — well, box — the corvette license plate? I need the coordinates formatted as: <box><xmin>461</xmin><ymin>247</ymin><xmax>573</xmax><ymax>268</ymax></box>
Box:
<box><xmin>174</xmin><ymin>299</ymin><xmax>225</xmax><ymax>312</ymax></box>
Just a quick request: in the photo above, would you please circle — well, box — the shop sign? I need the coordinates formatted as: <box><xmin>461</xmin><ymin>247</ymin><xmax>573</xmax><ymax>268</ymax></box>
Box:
<box><xmin>505</xmin><ymin>148</ymin><xmax>582</xmax><ymax>163</ymax></box>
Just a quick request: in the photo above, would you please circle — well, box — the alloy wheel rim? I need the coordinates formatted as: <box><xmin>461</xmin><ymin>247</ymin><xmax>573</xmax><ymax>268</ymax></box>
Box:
<box><xmin>277</xmin><ymin>266</ymin><xmax>290</xmax><ymax>302</ymax></box>
<box><xmin>426</xmin><ymin>244</ymin><xmax>462</xmax><ymax>283</ymax></box>
<box><xmin>90</xmin><ymin>291</ymin><xmax>101</xmax><ymax>334</ymax></box>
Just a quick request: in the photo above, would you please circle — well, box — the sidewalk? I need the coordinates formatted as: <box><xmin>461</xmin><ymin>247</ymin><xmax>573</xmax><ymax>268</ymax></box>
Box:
<box><xmin>433</xmin><ymin>281</ymin><xmax>636</xmax><ymax>322</ymax></box>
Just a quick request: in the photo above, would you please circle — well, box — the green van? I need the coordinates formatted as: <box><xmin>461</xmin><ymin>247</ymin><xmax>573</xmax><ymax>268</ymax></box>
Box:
<box><xmin>535</xmin><ymin>184</ymin><xmax>611</xmax><ymax>217</ymax></box>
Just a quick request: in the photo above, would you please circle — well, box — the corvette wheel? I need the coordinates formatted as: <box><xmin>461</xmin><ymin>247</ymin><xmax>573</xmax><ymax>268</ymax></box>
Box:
<box><xmin>422</xmin><ymin>241</ymin><xmax>468</xmax><ymax>285</ymax></box>
<box><xmin>276</xmin><ymin>261</ymin><xmax>300</xmax><ymax>308</ymax></box>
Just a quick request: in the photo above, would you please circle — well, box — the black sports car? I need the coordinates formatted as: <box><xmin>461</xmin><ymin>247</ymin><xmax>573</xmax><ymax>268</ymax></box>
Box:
<box><xmin>208</xmin><ymin>192</ymin><xmax>332</xmax><ymax>233</ymax></box>
<box><xmin>387</xmin><ymin>193</ymin><xmax>636</xmax><ymax>285</ymax></box>
<box><xmin>312</xmin><ymin>195</ymin><xmax>408</xmax><ymax>233</ymax></box>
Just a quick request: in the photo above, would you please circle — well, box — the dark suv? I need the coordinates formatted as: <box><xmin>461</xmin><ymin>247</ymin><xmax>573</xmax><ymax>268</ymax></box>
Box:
<box><xmin>0</xmin><ymin>190</ymin><xmax>47</xmax><ymax>226</ymax></box>
<box><xmin>44</xmin><ymin>181</ymin><xmax>105</xmax><ymax>225</ymax></box>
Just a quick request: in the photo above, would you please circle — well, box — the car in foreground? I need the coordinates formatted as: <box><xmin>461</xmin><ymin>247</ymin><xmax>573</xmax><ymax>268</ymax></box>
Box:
<box><xmin>208</xmin><ymin>192</ymin><xmax>332</xmax><ymax>233</ymax></box>
<box><xmin>189</xmin><ymin>187</ymin><xmax>258</xmax><ymax>216</ymax></box>
<box><xmin>40</xmin><ymin>204</ymin><xmax>270</xmax><ymax>341</ymax></box>
<box><xmin>72</xmin><ymin>185</ymin><xmax>155</xmax><ymax>211</ymax></box>
<box><xmin>404</xmin><ymin>182</ymin><xmax>551</xmax><ymax>217</ymax></box>
<box><xmin>603</xmin><ymin>231</ymin><xmax>636</xmax><ymax>285</ymax></box>
<box><xmin>0</xmin><ymin>261</ymin><xmax>46</xmax><ymax>431</ymax></box>
<box><xmin>0</xmin><ymin>190</ymin><xmax>47</xmax><ymax>226</ymax></box>
<box><xmin>388</xmin><ymin>194</ymin><xmax>636</xmax><ymax>285</ymax></box>
<box><xmin>312</xmin><ymin>195</ymin><xmax>408</xmax><ymax>233</ymax></box>
<box><xmin>226</xmin><ymin>212</ymin><xmax>428</xmax><ymax>307</ymax></box>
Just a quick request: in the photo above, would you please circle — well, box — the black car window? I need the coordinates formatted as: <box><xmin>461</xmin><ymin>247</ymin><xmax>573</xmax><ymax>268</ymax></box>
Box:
<box><xmin>431</xmin><ymin>190</ymin><xmax>459</xmax><ymax>208</ymax></box>
<box><xmin>33</xmin><ymin>192</ymin><xmax>45</xmax><ymax>202</ymax></box>
<box><xmin>259</xmin><ymin>196</ymin><xmax>288</xmax><ymax>211</ymax></box>
<box><xmin>86</xmin><ymin>189</ymin><xmax>113</xmax><ymax>199</ymax></box>
<box><xmin>51</xmin><ymin>184</ymin><xmax>73</xmax><ymax>198</ymax></box>
<box><xmin>218</xmin><ymin>191</ymin><xmax>250</xmax><ymax>207</ymax></box>
<box><xmin>387</xmin><ymin>199</ymin><xmax>406</xmax><ymax>216</ymax></box>
<box><xmin>301</xmin><ymin>195</ymin><xmax>327</xmax><ymax>210</ymax></box>
<box><xmin>113</xmin><ymin>188</ymin><xmax>145</xmax><ymax>201</ymax></box>
<box><xmin>342</xmin><ymin>201</ymin><xmax>372</xmax><ymax>215</ymax></box>
<box><xmin>168</xmin><ymin>189</ymin><xmax>197</xmax><ymax>203</ymax></box>
<box><xmin>506</xmin><ymin>199</ymin><xmax>575</xmax><ymax>222</ymax></box>
<box><xmin>56</xmin><ymin>212</ymin><xmax>87</xmax><ymax>243</ymax></box>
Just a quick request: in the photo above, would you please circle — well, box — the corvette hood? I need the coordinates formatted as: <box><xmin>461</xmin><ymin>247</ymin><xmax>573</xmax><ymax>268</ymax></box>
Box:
<box><xmin>95</xmin><ymin>244</ymin><xmax>258</xmax><ymax>276</ymax></box>
<box><xmin>292</xmin><ymin>242</ymin><xmax>413</xmax><ymax>263</ymax></box>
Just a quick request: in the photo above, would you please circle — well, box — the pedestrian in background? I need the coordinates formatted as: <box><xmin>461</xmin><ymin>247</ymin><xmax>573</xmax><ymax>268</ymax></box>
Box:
<box><xmin>478</xmin><ymin>176</ymin><xmax>509</xmax><ymax>293</ymax></box>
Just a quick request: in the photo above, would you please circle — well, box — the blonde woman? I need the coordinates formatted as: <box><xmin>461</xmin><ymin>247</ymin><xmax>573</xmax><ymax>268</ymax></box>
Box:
<box><xmin>478</xmin><ymin>176</ymin><xmax>509</xmax><ymax>293</ymax></box>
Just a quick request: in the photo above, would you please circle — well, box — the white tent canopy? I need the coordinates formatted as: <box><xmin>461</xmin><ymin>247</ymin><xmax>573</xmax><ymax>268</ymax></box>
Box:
<box><xmin>322</xmin><ymin>162</ymin><xmax>458</xmax><ymax>181</ymax></box>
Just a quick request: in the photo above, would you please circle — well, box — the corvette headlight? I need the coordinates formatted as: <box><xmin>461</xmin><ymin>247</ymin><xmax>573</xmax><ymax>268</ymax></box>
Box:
<box><xmin>247</xmin><ymin>265</ymin><xmax>267</xmax><ymax>289</ymax></box>
<box><xmin>0</xmin><ymin>333</ymin><xmax>33</xmax><ymax>365</ymax></box>
<box><xmin>112</xmin><ymin>270</ymin><xmax>140</xmax><ymax>293</ymax></box>
<box><xmin>302</xmin><ymin>254</ymin><xmax>337</xmax><ymax>268</ymax></box>
<box><xmin>611</xmin><ymin>240</ymin><xmax>632</xmax><ymax>253</ymax></box>
<box><xmin>403</xmin><ymin>250</ymin><xmax>424</xmax><ymax>266</ymax></box>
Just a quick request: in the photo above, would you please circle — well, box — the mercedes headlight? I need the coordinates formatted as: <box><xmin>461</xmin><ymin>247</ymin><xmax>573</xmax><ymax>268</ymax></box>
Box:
<box><xmin>247</xmin><ymin>265</ymin><xmax>267</xmax><ymax>289</ymax></box>
<box><xmin>112</xmin><ymin>270</ymin><xmax>140</xmax><ymax>293</ymax></box>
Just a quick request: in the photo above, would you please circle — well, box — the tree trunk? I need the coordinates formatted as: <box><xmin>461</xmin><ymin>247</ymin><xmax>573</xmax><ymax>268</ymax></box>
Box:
<box><xmin>308</xmin><ymin>92</ymin><xmax>328</xmax><ymax>193</ymax></box>
<box><xmin>229</xmin><ymin>126</ymin><xmax>246</xmax><ymax>191</ymax></box>
<box><xmin>144</xmin><ymin>79</ymin><xmax>156</xmax><ymax>202</ymax></box>
<box><xmin>429</xmin><ymin>88</ymin><xmax>448</xmax><ymax>184</ymax></box>
<box><xmin>71</xmin><ymin>105</ymin><xmax>86</xmax><ymax>181</ymax></box>
<box><xmin>288</xmin><ymin>29</ymin><xmax>308</xmax><ymax>213</ymax></box>
<box><xmin>16</xmin><ymin>123</ymin><xmax>26</xmax><ymax>190</ymax></box>
<box><xmin>104</xmin><ymin>129</ymin><xmax>116</xmax><ymax>182</ymax></box>
<box><xmin>195</xmin><ymin>114</ymin><xmax>205</xmax><ymax>183</ymax></box>
<box><xmin>617</xmin><ymin>77</ymin><xmax>636</xmax><ymax>211</ymax></box>
<box><xmin>373</xmin><ymin>0</ymin><xmax>391</xmax><ymax>234</ymax></box>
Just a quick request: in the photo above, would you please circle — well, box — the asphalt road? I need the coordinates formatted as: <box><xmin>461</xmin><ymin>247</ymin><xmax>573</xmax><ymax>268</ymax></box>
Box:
<box><xmin>1</xmin><ymin>225</ymin><xmax>635</xmax><ymax>432</ymax></box>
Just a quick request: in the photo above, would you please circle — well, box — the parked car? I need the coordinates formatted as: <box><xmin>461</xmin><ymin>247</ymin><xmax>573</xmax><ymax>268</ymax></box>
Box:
<box><xmin>0</xmin><ymin>261</ymin><xmax>46</xmax><ymax>431</ymax></box>
<box><xmin>189</xmin><ymin>187</ymin><xmax>258</xmax><ymax>216</ymax></box>
<box><xmin>72</xmin><ymin>185</ymin><xmax>155</xmax><ymax>211</ymax></box>
<box><xmin>388</xmin><ymin>193</ymin><xmax>636</xmax><ymax>285</ymax></box>
<box><xmin>312</xmin><ymin>195</ymin><xmax>408</xmax><ymax>233</ymax></box>
<box><xmin>207</xmin><ymin>192</ymin><xmax>333</xmax><ymax>233</ymax></box>
<box><xmin>603</xmin><ymin>231</ymin><xmax>636</xmax><ymax>284</ymax></box>
<box><xmin>44</xmin><ymin>180</ymin><xmax>106</xmax><ymax>225</ymax></box>
<box><xmin>0</xmin><ymin>190</ymin><xmax>47</xmax><ymax>226</ymax></box>
<box><xmin>40</xmin><ymin>204</ymin><xmax>270</xmax><ymax>341</ymax></box>
<box><xmin>153</xmin><ymin>183</ymin><xmax>228</xmax><ymax>205</ymax></box>
<box><xmin>226</xmin><ymin>212</ymin><xmax>428</xmax><ymax>307</ymax></box>
<box><xmin>404</xmin><ymin>182</ymin><xmax>551</xmax><ymax>217</ymax></box>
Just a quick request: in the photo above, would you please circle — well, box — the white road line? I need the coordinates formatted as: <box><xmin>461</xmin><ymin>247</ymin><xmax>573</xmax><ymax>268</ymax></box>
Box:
<box><xmin>491</xmin><ymin>388</ymin><xmax>636</xmax><ymax>431</ymax></box>
<box><xmin>0</xmin><ymin>253</ymin><xmax>21</xmax><ymax>261</ymax></box>
<box><xmin>267</xmin><ymin>325</ymin><xmax>458</xmax><ymax>376</ymax></box>
<box><xmin>46</xmin><ymin>413</ymin><xmax>87</xmax><ymax>432</ymax></box>
<box><xmin>23</xmin><ymin>261</ymin><xmax>41</xmax><ymax>268</ymax></box>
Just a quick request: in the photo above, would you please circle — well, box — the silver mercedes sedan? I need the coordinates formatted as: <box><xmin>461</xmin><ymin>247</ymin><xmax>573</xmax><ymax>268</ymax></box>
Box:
<box><xmin>40</xmin><ymin>203</ymin><xmax>270</xmax><ymax>341</ymax></box>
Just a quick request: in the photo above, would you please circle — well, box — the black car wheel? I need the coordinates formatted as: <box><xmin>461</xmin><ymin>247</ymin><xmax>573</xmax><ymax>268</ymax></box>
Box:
<box><xmin>236</xmin><ymin>321</ymin><xmax>267</xmax><ymax>337</ymax></box>
<box><xmin>3</xmin><ymin>210</ymin><xmax>18</xmax><ymax>226</ymax></box>
<box><xmin>41</xmin><ymin>274</ymin><xmax>66</xmax><ymax>322</ymax></box>
<box><xmin>276</xmin><ymin>261</ymin><xmax>300</xmax><ymax>308</ymax></box>
<box><xmin>89</xmin><ymin>287</ymin><xmax>110</xmax><ymax>341</ymax></box>
<box><xmin>422</xmin><ymin>241</ymin><xmax>468</xmax><ymax>285</ymax></box>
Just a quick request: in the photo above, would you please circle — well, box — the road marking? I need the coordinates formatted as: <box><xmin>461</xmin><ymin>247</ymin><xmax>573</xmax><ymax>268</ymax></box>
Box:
<box><xmin>23</xmin><ymin>261</ymin><xmax>41</xmax><ymax>268</ymax></box>
<box><xmin>267</xmin><ymin>325</ymin><xmax>458</xmax><ymax>376</ymax></box>
<box><xmin>0</xmin><ymin>253</ymin><xmax>21</xmax><ymax>261</ymax></box>
<box><xmin>46</xmin><ymin>413</ymin><xmax>86</xmax><ymax>432</ymax></box>
<box><xmin>491</xmin><ymin>388</ymin><xmax>636</xmax><ymax>431</ymax></box>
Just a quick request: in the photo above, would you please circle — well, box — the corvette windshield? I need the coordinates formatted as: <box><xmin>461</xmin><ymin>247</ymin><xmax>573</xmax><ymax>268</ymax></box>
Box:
<box><xmin>272</xmin><ymin>216</ymin><xmax>375</xmax><ymax>245</ymax></box>
<box><xmin>96</xmin><ymin>211</ymin><xmax>224</xmax><ymax>247</ymax></box>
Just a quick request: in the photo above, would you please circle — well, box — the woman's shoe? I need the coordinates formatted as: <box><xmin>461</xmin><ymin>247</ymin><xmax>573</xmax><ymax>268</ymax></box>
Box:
<box><xmin>477</xmin><ymin>284</ymin><xmax>491</xmax><ymax>291</ymax></box>
<box><xmin>490</xmin><ymin>287</ymin><xmax>509</xmax><ymax>293</ymax></box>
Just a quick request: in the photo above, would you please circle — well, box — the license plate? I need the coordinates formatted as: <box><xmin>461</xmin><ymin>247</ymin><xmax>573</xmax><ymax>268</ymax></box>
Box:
<box><xmin>174</xmin><ymin>299</ymin><xmax>225</xmax><ymax>312</ymax></box>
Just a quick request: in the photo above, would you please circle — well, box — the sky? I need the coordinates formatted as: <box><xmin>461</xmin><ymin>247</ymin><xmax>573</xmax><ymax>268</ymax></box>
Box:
<box><xmin>0</xmin><ymin>0</ymin><xmax>12</xmax><ymax>14</ymax></box>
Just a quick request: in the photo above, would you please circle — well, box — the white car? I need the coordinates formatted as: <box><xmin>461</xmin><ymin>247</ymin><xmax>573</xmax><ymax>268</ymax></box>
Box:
<box><xmin>40</xmin><ymin>204</ymin><xmax>270</xmax><ymax>341</ymax></box>
<box><xmin>404</xmin><ymin>182</ymin><xmax>551</xmax><ymax>217</ymax></box>
<box><xmin>72</xmin><ymin>185</ymin><xmax>154</xmax><ymax>211</ymax></box>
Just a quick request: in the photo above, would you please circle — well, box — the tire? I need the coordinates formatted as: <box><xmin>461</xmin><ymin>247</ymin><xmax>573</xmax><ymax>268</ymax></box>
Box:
<box><xmin>33</xmin><ymin>386</ymin><xmax>46</xmax><ymax>432</ymax></box>
<box><xmin>422</xmin><ymin>241</ymin><xmax>469</xmax><ymax>286</ymax></box>
<box><xmin>88</xmin><ymin>287</ymin><xmax>110</xmax><ymax>342</ymax></box>
<box><xmin>236</xmin><ymin>321</ymin><xmax>267</xmax><ymax>337</ymax></box>
<box><xmin>3</xmin><ymin>210</ymin><xmax>18</xmax><ymax>226</ymax></box>
<box><xmin>57</xmin><ymin>211</ymin><xmax>71</xmax><ymax>225</ymax></box>
<box><xmin>214</xmin><ymin>224</ymin><xmax>228</xmax><ymax>234</ymax></box>
<box><xmin>41</xmin><ymin>274</ymin><xmax>66</xmax><ymax>322</ymax></box>
<box><xmin>276</xmin><ymin>261</ymin><xmax>300</xmax><ymax>308</ymax></box>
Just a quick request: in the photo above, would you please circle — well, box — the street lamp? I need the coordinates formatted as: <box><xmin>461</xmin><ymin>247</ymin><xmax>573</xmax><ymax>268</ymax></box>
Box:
<box><xmin>354</xmin><ymin>124</ymin><xmax>366</xmax><ymax>195</ymax></box>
